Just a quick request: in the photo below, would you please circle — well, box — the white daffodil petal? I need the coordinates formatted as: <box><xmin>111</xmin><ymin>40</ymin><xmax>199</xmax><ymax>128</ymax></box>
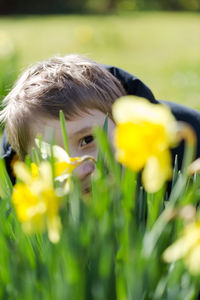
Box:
<box><xmin>185</xmin><ymin>244</ymin><xmax>200</xmax><ymax>275</ymax></box>
<box><xmin>163</xmin><ymin>237</ymin><xmax>191</xmax><ymax>262</ymax></box>
<box><xmin>52</xmin><ymin>145</ymin><xmax>71</xmax><ymax>162</ymax></box>
<box><xmin>55</xmin><ymin>173</ymin><xmax>71</xmax><ymax>182</ymax></box>
<box><xmin>47</xmin><ymin>216</ymin><xmax>61</xmax><ymax>243</ymax></box>
<box><xmin>35</xmin><ymin>139</ymin><xmax>51</xmax><ymax>159</ymax></box>
<box><xmin>13</xmin><ymin>162</ymin><xmax>32</xmax><ymax>184</ymax></box>
<box><xmin>64</xmin><ymin>178</ymin><xmax>72</xmax><ymax>194</ymax></box>
<box><xmin>142</xmin><ymin>151</ymin><xmax>172</xmax><ymax>193</ymax></box>
<box><xmin>39</xmin><ymin>162</ymin><xmax>53</xmax><ymax>188</ymax></box>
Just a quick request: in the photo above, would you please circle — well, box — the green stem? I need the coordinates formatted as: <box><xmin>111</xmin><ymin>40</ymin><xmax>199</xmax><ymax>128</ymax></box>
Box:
<box><xmin>59</xmin><ymin>110</ymin><xmax>69</xmax><ymax>154</ymax></box>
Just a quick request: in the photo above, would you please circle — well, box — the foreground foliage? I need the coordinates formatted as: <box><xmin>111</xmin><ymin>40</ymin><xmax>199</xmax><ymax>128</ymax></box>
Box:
<box><xmin>0</xmin><ymin>99</ymin><xmax>200</xmax><ymax>299</ymax></box>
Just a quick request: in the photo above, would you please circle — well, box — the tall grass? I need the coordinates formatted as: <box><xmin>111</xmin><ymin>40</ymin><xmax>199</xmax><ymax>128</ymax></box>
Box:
<box><xmin>0</xmin><ymin>108</ymin><xmax>200</xmax><ymax>299</ymax></box>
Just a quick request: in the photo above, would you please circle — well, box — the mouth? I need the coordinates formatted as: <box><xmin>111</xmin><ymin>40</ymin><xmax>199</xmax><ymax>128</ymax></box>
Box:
<box><xmin>83</xmin><ymin>186</ymin><xmax>91</xmax><ymax>194</ymax></box>
<box><xmin>81</xmin><ymin>177</ymin><xmax>92</xmax><ymax>194</ymax></box>
<box><xmin>82</xmin><ymin>181</ymin><xmax>92</xmax><ymax>194</ymax></box>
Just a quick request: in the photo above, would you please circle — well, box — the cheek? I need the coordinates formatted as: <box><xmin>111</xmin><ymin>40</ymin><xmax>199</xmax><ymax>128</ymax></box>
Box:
<box><xmin>73</xmin><ymin>160</ymin><xmax>95</xmax><ymax>181</ymax></box>
<box><xmin>80</xmin><ymin>147</ymin><xmax>98</xmax><ymax>160</ymax></box>
<box><xmin>88</xmin><ymin>147</ymin><xmax>98</xmax><ymax>160</ymax></box>
<box><xmin>107</xmin><ymin>120</ymin><xmax>116</xmax><ymax>145</ymax></box>
<box><xmin>68</xmin><ymin>143</ymin><xmax>98</xmax><ymax>160</ymax></box>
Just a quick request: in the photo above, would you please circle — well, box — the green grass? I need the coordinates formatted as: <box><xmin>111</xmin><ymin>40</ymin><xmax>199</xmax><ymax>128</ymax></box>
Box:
<box><xmin>0</xmin><ymin>12</ymin><xmax>200</xmax><ymax>108</ymax></box>
<box><xmin>1</xmin><ymin>112</ymin><xmax>200</xmax><ymax>299</ymax></box>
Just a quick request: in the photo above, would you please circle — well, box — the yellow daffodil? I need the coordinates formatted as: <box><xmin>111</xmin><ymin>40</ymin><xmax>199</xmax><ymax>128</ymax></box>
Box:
<box><xmin>35</xmin><ymin>139</ymin><xmax>95</xmax><ymax>182</ymax></box>
<box><xmin>142</xmin><ymin>150</ymin><xmax>172</xmax><ymax>193</ymax></box>
<box><xmin>112</xmin><ymin>96</ymin><xmax>177</xmax><ymax>192</ymax></box>
<box><xmin>163</xmin><ymin>221</ymin><xmax>200</xmax><ymax>275</ymax></box>
<box><xmin>12</xmin><ymin>142</ymin><xmax>95</xmax><ymax>241</ymax></box>
<box><xmin>12</xmin><ymin>161</ymin><xmax>61</xmax><ymax>243</ymax></box>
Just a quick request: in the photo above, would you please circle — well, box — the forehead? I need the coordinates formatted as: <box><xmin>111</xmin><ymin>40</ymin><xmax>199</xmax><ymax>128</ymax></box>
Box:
<box><xmin>31</xmin><ymin>109</ymin><xmax>110</xmax><ymax>142</ymax></box>
<box><xmin>66</xmin><ymin>109</ymin><xmax>109</xmax><ymax>137</ymax></box>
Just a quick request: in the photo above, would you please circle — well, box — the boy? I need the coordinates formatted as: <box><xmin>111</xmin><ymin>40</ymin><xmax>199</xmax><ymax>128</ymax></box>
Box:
<box><xmin>1</xmin><ymin>54</ymin><xmax>200</xmax><ymax>190</ymax></box>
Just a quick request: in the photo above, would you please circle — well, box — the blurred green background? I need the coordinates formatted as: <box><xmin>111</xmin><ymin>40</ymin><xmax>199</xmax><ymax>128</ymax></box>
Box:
<box><xmin>0</xmin><ymin>0</ymin><xmax>199</xmax><ymax>110</ymax></box>
<box><xmin>0</xmin><ymin>12</ymin><xmax>199</xmax><ymax>109</ymax></box>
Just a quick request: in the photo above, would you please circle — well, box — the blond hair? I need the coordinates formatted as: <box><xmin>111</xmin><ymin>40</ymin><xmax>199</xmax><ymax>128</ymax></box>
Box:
<box><xmin>0</xmin><ymin>54</ymin><xmax>126</xmax><ymax>159</ymax></box>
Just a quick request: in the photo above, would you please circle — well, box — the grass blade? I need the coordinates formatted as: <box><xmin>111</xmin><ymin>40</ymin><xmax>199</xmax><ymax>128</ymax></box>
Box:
<box><xmin>59</xmin><ymin>110</ymin><xmax>69</xmax><ymax>154</ymax></box>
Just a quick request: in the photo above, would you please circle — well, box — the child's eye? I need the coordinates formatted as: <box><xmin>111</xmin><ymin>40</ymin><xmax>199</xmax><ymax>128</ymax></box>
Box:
<box><xmin>80</xmin><ymin>135</ymin><xmax>94</xmax><ymax>147</ymax></box>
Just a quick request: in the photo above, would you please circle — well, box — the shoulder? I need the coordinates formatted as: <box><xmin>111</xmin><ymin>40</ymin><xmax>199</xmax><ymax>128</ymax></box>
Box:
<box><xmin>1</xmin><ymin>130</ymin><xmax>16</xmax><ymax>184</ymax></box>
<box><xmin>160</xmin><ymin>100</ymin><xmax>200</xmax><ymax>162</ymax></box>
<box><xmin>160</xmin><ymin>100</ymin><xmax>200</xmax><ymax>132</ymax></box>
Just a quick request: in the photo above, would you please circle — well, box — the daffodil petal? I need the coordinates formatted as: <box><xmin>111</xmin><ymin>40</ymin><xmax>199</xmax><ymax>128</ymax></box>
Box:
<box><xmin>39</xmin><ymin>162</ymin><xmax>53</xmax><ymax>189</ymax></box>
<box><xmin>112</xmin><ymin>96</ymin><xmax>177</xmax><ymax>145</ymax></box>
<box><xmin>163</xmin><ymin>237</ymin><xmax>191</xmax><ymax>262</ymax></box>
<box><xmin>55</xmin><ymin>173</ymin><xmax>71</xmax><ymax>183</ymax></box>
<box><xmin>142</xmin><ymin>151</ymin><xmax>172</xmax><ymax>193</ymax></box>
<box><xmin>114</xmin><ymin>122</ymin><xmax>149</xmax><ymax>171</ymax></box>
<box><xmin>26</xmin><ymin>202</ymin><xmax>47</xmax><ymax>218</ymax></box>
<box><xmin>63</xmin><ymin>178</ymin><xmax>72</xmax><ymax>194</ymax></box>
<box><xmin>52</xmin><ymin>145</ymin><xmax>71</xmax><ymax>162</ymax></box>
<box><xmin>35</xmin><ymin>139</ymin><xmax>68</xmax><ymax>162</ymax></box>
<box><xmin>163</xmin><ymin>221</ymin><xmax>200</xmax><ymax>275</ymax></box>
<box><xmin>31</xmin><ymin>163</ymin><xmax>39</xmax><ymax>178</ymax></box>
<box><xmin>185</xmin><ymin>244</ymin><xmax>200</xmax><ymax>275</ymax></box>
<box><xmin>13</xmin><ymin>162</ymin><xmax>32</xmax><ymax>184</ymax></box>
<box><xmin>35</xmin><ymin>138</ymin><xmax>51</xmax><ymax>159</ymax></box>
<box><xmin>47</xmin><ymin>216</ymin><xmax>61</xmax><ymax>243</ymax></box>
<box><xmin>12</xmin><ymin>183</ymin><xmax>38</xmax><ymax>222</ymax></box>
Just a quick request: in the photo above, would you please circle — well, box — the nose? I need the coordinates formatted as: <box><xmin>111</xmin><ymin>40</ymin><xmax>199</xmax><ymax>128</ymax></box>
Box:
<box><xmin>73</xmin><ymin>160</ymin><xmax>95</xmax><ymax>182</ymax></box>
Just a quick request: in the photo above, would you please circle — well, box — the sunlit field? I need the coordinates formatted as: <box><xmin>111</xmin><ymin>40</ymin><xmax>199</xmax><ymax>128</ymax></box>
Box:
<box><xmin>0</xmin><ymin>12</ymin><xmax>200</xmax><ymax>108</ymax></box>
<box><xmin>1</xmin><ymin>12</ymin><xmax>200</xmax><ymax>299</ymax></box>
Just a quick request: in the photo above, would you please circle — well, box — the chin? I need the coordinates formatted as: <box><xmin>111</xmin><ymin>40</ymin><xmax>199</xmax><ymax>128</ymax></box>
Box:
<box><xmin>81</xmin><ymin>177</ymin><xmax>92</xmax><ymax>194</ymax></box>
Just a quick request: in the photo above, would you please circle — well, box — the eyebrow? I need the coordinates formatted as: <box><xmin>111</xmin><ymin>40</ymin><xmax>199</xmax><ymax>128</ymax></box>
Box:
<box><xmin>68</xmin><ymin>127</ymin><xmax>93</xmax><ymax>138</ymax></box>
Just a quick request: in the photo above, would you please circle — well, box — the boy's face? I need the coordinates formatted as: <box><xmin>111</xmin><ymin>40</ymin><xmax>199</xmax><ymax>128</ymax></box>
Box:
<box><xmin>30</xmin><ymin>109</ymin><xmax>115</xmax><ymax>192</ymax></box>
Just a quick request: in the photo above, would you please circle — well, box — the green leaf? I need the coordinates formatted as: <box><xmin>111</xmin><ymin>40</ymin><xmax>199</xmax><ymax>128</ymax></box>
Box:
<box><xmin>94</xmin><ymin>126</ymin><xmax>121</xmax><ymax>184</ymax></box>
<box><xmin>0</xmin><ymin>158</ymin><xmax>13</xmax><ymax>199</ymax></box>
<box><xmin>59</xmin><ymin>110</ymin><xmax>69</xmax><ymax>154</ymax></box>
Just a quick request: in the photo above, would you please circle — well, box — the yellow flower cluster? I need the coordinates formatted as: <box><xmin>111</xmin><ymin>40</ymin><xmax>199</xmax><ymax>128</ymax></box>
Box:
<box><xmin>163</xmin><ymin>221</ymin><xmax>200</xmax><ymax>275</ymax></box>
<box><xmin>112</xmin><ymin>96</ymin><xmax>177</xmax><ymax>193</ymax></box>
<box><xmin>12</xmin><ymin>143</ymin><xmax>95</xmax><ymax>243</ymax></box>
<box><xmin>12</xmin><ymin>161</ymin><xmax>61</xmax><ymax>243</ymax></box>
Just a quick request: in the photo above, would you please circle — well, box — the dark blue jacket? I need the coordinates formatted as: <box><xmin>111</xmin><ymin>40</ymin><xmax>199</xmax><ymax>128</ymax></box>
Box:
<box><xmin>2</xmin><ymin>65</ymin><xmax>200</xmax><ymax>184</ymax></box>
